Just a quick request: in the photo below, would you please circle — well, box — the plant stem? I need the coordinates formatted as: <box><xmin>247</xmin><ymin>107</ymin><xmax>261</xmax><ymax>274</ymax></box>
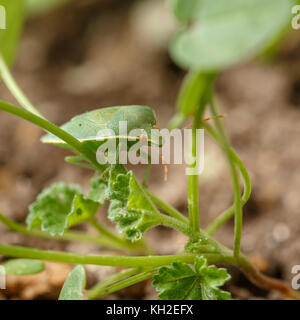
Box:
<box><xmin>157</xmin><ymin>212</ymin><xmax>190</xmax><ymax>236</ymax></box>
<box><xmin>87</xmin><ymin>267</ymin><xmax>143</xmax><ymax>300</ymax></box>
<box><xmin>0</xmin><ymin>100</ymin><xmax>102</xmax><ymax>171</ymax></box>
<box><xmin>89</xmin><ymin>217</ymin><xmax>147</xmax><ymax>253</ymax></box>
<box><xmin>187</xmin><ymin>107</ymin><xmax>204</xmax><ymax>233</ymax></box>
<box><xmin>142</xmin><ymin>182</ymin><xmax>190</xmax><ymax>236</ymax></box>
<box><xmin>0</xmin><ymin>243</ymin><xmax>299</xmax><ymax>299</ymax></box>
<box><xmin>202</xmin><ymin>123</ymin><xmax>251</xmax><ymax>235</ymax></box>
<box><xmin>0</xmin><ymin>243</ymin><xmax>199</xmax><ymax>267</ymax></box>
<box><xmin>0</xmin><ymin>54</ymin><xmax>44</xmax><ymax>118</ymax></box>
<box><xmin>145</xmin><ymin>189</ymin><xmax>189</xmax><ymax>224</ymax></box>
<box><xmin>236</xmin><ymin>254</ymin><xmax>300</xmax><ymax>300</ymax></box>
<box><xmin>208</xmin><ymin>95</ymin><xmax>243</xmax><ymax>258</ymax></box>
<box><xmin>0</xmin><ymin>212</ymin><xmax>142</xmax><ymax>253</ymax></box>
<box><xmin>88</xmin><ymin>270</ymin><xmax>155</xmax><ymax>299</ymax></box>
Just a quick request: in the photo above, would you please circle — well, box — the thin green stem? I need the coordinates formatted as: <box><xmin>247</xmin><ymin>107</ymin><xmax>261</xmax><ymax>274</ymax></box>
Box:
<box><xmin>0</xmin><ymin>212</ymin><xmax>141</xmax><ymax>252</ymax></box>
<box><xmin>88</xmin><ymin>270</ymin><xmax>155</xmax><ymax>299</ymax></box>
<box><xmin>0</xmin><ymin>243</ymin><xmax>198</xmax><ymax>267</ymax></box>
<box><xmin>145</xmin><ymin>189</ymin><xmax>189</xmax><ymax>224</ymax></box>
<box><xmin>202</xmin><ymin>123</ymin><xmax>251</xmax><ymax>235</ymax></box>
<box><xmin>142</xmin><ymin>183</ymin><xmax>191</xmax><ymax>235</ymax></box>
<box><xmin>87</xmin><ymin>267</ymin><xmax>143</xmax><ymax>299</ymax></box>
<box><xmin>157</xmin><ymin>212</ymin><xmax>190</xmax><ymax>236</ymax></box>
<box><xmin>208</xmin><ymin>95</ymin><xmax>243</xmax><ymax>258</ymax></box>
<box><xmin>0</xmin><ymin>100</ymin><xmax>102</xmax><ymax>171</ymax></box>
<box><xmin>89</xmin><ymin>217</ymin><xmax>146</xmax><ymax>253</ymax></box>
<box><xmin>1</xmin><ymin>243</ymin><xmax>299</xmax><ymax>299</ymax></box>
<box><xmin>0</xmin><ymin>54</ymin><xmax>44</xmax><ymax>118</ymax></box>
<box><xmin>187</xmin><ymin>107</ymin><xmax>204</xmax><ymax>232</ymax></box>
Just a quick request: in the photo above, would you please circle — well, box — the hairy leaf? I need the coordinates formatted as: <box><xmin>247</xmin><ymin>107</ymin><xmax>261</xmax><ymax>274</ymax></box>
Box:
<box><xmin>170</xmin><ymin>0</ymin><xmax>295</xmax><ymax>71</ymax></box>
<box><xmin>59</xmin><ymin>265</ymin><xmax>86</xmax><ymax>300</ymax></box>
<box><xmin>88</xmin><ymin>175</ymin><xmax>108</xmax><ymax>205</ymax></box>
<box><xmin>108</xmin><ymin>165</ymin><xmax>161</xmax><ymax>241</ymax></box>
<box><xmin>0</xmin><ymin>0</ymin><xmax>24</xmax><ymax>65</ymax></box>
<box><xmin>27</xmin><ymin>183</ymin><xmax>100</xmax><ymax>236</ymax></box>
<box><xmin>3</xmin><ymin>259</ymin><xmax>45</xmax><ymax>275</ymax></box>
<box><xmin>153</xmin><ymin>256</ymin><xmax>231</xmax><ymax>300</ymax></box>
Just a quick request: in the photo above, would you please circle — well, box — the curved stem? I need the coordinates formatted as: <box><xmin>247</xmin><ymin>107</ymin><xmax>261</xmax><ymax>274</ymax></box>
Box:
<box><xmin>203</xmin><ymin>123</ymin><xmax>251</xmax><ymax>235</ymax></box>
<box><xmin>145</xmin><ymin>189</ymin><xmax>189</xmax><ymax>224</ymax></box>
<box><xmin>0</xmin><ymin>54</ymin><xmax>44</xmax><ymax>118</ymax></box>
<box><xmin>208</xmin><ymin>95</ymin><xmax>243</xmax><ymax>258</ymax></box>
<box><xmin>157</xmin><ymin>212</ymin><xmax>190</xmax><ymax>236</ymax></box>
<box><xmin>0</xmin><ymin>100</ymin><xmax>102</xmax><ymax>170</ymax></box>
<box><xmin>0</xmin><ymin>212</ymin><xmax>141</xmax><ymax>253</ymax></box>
<box><xmin>87</xmin><ymin>267</ymin><xmax>143</xmax><ymax>300</ymax></box>
<box><xmin>236</xmin><ymin>255</ymin><xmax>300</xmax><ymax>300</ymax></box>
<box><xmin>88</xmin><ymin>270</ymin><xmax>155</xmax><ymax>299</ymax></box>
<box><xmin>0</xmin><ymin>242</ymin><xmax>298</xmax><ymax>299</ymax></box>
<box><xmin>89</xmin><ymin>217</ymin><xmax>147</xmax><ymax>253</ymax></box>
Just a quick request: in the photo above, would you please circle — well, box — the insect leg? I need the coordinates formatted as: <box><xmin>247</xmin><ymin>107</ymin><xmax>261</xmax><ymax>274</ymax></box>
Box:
<box><xmin>184</xmin><ymin>114</ymin><xmax>226</xmax><ymax>129</ymax></box>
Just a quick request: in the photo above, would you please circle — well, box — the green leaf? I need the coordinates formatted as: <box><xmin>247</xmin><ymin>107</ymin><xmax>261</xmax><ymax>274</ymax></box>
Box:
<box><xmin>59</xmin><ymin>265</ymin><xmax>86</xmax><ymax>300</ymax></box>
<box><xmin>27</xmin><ymin>182</ymin><xmax>100</xmax><ymax>236</ymax></box>
<box><xmin>153</xmin><ymin>256</ymin><xmax>231</xmax><ymax>300</ymax></box>
<box><xmin>88</xmin><ymin>175</ymin><xmax>108</xmax><ymax>205</ymax></box>
<box><xmin>108</xmin><ymin>165</ymin><xmax>161</xmax><ymax>242</ymax></box>
<box><xmin>67</xmin><ymin>193</ymin><xmax>100</xmax><ymax>228</ymax></box>
<box><xmin>0</xmin><ymin>0</ymin><xmax>24</xmax><ymax>65</ymax></box>
<box><xmin>3</xmin><ymin>259</ymin><xmax>45</xmax><ymax>275</ymax></box>
<box><xmin>170</xmin><ymin>0</ymin><xmax>296</xmax><ymax>71</ymax></box>
<box><xmin>169</xmin><ymin>0</ymin><xmax>202</xmax><ymax>22</ymax></box>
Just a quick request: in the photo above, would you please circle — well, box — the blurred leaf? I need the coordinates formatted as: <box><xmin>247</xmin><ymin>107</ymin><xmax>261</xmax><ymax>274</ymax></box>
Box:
<box><xmin>170</xmin><ymin>0</ymin><xmax>296</xmax><ymax>71</ymax></box>
<box><xmin>153</xmin><ymin>256</ymin><xmax>231</xmax><ymax>300</ymax></box>
<box><xmin>59</xmin><ymin>265</ymin><xmax>86</xmax><ymax>300</ymax></box>
<box><xmin>0</xmin><ymin>0</ymin><xmax>24</xmax><ymax>65</ymax></box>
<box><xmin>169</xmin><ymin>0</ymin><xmax>202</xmax><ymax>22</ymax></box>
<box><xmin>26</xmin><ymin>0</ymin><xmax>71</xmax><ymax>17</ymax></box>
<box><xmin>27</xmin><ymin>182</ymin><xmax>100</xmax><ymax>236</ymax></box>
<box><xmin>3</xmin><ymin>259</ymin><xmax>45</xmax><ymax>275</ymax></box>
<box><xmin>107</xmin><ymin>165</ymin><xmax>161</xmax><ymax>242</ymax></box>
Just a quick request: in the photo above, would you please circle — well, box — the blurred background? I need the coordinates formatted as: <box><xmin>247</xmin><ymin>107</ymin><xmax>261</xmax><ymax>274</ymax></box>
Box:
<box><xmin>0</xmin><ymin>0</ymin><xmax>300</xmax><ymax>299</ymax></box>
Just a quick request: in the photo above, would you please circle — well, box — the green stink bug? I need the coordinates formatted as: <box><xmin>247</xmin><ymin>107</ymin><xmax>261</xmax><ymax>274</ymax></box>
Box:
<box><xmin>42</xmin><ymin>105</ymin><xmax>159</xmax><ymax>152</ymax></box>
<box><xmin>42</xmin><ymin>105</ymin><xmax>164</xmax><ymax>178</ymax></box>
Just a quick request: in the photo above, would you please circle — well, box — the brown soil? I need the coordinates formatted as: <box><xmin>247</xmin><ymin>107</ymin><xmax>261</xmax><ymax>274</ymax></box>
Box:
<box><xmin>0</xmin><ymin>0</ymin><xmax>300</xmax><ymax>300</ymax></box>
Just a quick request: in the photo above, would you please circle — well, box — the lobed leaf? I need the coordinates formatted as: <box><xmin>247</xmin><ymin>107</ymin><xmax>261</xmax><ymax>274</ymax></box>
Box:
<box><xmin>153</xmin><ymin>256</ymin><xmax>231</xmax><ymax>300</ymax></box>
<box><xmin>26</xmin><ymin>182</ymin><xmax>100</xmax><ymax>236</ymax></box>
<box><xmin>59</xmin><ymin>265</ymin><xmax>86</xmax><ymax>300</ymax></box>
<box><xmin>170</xmin><ymin>0</ymin><xmax>296</xmax><ymax>71</ymax></box>
<box><xmin>88</xmin><ymin>175</ymin><xmax>108</xmax><ymax>205</ymax></box>
<box><xmin>107</xmin><ymin>165</ymin><xmax>161</xmax><ymax>242</ymax></box>
<box><xmin>3</xmin><ymin>259</ymin><xmax>45</xmax><ymax>276</ymax></box>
